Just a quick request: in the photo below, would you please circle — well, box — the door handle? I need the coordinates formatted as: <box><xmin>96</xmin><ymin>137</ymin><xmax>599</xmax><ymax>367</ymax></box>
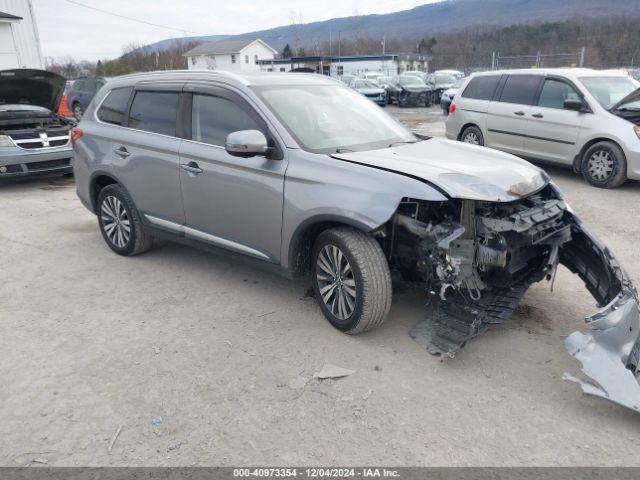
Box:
<box><xmin>532</xmin><ymin>113</ymin><xmax>544</xmax><ymax>118</ymax></box>
<box><xmin>180</xmin><ymin>162</ymin><xmax>203</xmax><ymax>175</ymax></box>
<box><xmin>514</xmin><ymin>111</ymin><xmax>525</xmax><ymax>116</ymax></box>
<box><xmin>113</xmin><ymin>146</ymin><xmax>130</xmax><ymax>158</ymax></box>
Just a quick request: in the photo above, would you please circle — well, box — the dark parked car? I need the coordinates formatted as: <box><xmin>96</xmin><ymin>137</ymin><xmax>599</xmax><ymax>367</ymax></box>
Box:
<box><xmin>0</xmin><ymin>69</ymin><xmax>74</xmax><ymax>179</ymax></box>
<box><xmin>427</xmin><ymin>73</ymin><xmax>457</xmax><ymax>104</ymax></box>
<box><xmin>440</xmin><ymin>77</ymin><xmax>466</xmax><ymax>114</ymax></box>
<box><xmin>386</xmin><ymin>75</ymin><xmax>433</xmax><ymax>107</ymax></box>
<box><xmin>66</xmin><ymin>76</ymin><xmax>109</xmax><ymax>120</ymax></box>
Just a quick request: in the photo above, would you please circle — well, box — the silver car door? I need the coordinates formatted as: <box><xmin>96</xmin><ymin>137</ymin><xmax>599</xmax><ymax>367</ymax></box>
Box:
<box><xmin>178</xmin><ymin>84</ymin><xmax>287</xmax><ymax>263</ymax></box>
<box><xmin>524</xmin><ymin>77</ymin><xmax>585</xmax><ymax>164</ymax></box>
<box><xmin>486</xmin><ymin>74</ymin><xmax>543</xmax><ymax>155</ymax></box>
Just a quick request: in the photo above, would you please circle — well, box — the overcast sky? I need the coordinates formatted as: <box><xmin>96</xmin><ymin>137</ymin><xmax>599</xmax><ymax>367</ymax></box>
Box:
<box><xmin>33</xmin><ymin>0</ymin><xmax>440</xmax><ymax>62</ymax></box>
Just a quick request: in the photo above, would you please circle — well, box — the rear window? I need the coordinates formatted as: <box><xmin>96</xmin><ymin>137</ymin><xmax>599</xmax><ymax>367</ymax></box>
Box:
<box><xmin>499</xmin><ymin>75</ymin><xmax>542</xmax><ymax>105</ymax></box>
<box><xmin>97</xmin><ymin>87</ymin><xmax>132</xmax><ymax>126</ymax></box>
<box><xmin>461</xmin><ymin>75</ymin><xmax>500</xmax><ymax>100</ymax></box>
<box><xmin>128</xmin><ymin>91</ymin><xmax>179</xmax><ymax>136</ymax></box>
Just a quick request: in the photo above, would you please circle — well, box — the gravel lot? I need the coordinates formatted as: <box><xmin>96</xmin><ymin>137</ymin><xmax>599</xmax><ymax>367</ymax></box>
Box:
<box><xmin>2</xmin><ymin>106</ymin><xmax>640</xmax><ymax>467</ymax></box>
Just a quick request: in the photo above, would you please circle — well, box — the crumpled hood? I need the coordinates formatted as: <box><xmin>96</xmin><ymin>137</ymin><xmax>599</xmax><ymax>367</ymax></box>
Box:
<box><xmin>331</xmin><ymin>138</ymin><xmax>548</xmax><ymax>202</ymax></box>
<box><xmin>0</xmin><ymin>69</ymin><xmax>66</xmax><ymax>112</ymax></box>
<box><xmin>402</xmin><ymin>86</ymin><xmax>430</xmax><ymax>93</ymax></box>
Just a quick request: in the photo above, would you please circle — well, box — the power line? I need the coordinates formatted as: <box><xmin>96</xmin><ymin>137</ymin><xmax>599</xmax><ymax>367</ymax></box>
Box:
<box><xmin>61</xmin><ymin>0</ymin><xmax>206</xmax><ymax>35</ymax></box>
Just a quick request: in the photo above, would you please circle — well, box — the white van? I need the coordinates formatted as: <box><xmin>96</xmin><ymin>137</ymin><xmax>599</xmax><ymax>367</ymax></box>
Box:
<box><xmin>445</xmin><ymin>68</ymin><xmax>640</xmax><ymax>188</ymax></box>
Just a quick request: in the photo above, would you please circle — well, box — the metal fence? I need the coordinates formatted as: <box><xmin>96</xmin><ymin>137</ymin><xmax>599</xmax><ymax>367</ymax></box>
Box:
<box><xmin>491</xmin><ymin>48</ymin><xmax>585</xmax><ymax>70</ymax></box>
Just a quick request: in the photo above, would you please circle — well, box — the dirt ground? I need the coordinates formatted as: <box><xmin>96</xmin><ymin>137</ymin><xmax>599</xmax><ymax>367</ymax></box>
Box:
<box><xmin>2</xmin><ymin>106</ymin><xmax>640</xmax><ymax>467</ymax></box>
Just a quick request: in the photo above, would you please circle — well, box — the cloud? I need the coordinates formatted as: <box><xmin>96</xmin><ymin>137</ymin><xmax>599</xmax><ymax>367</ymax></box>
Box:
<box><xmin>33</xmin><ymin>0</ymin><xmax>439</xmax><ymax>61</ymax></box>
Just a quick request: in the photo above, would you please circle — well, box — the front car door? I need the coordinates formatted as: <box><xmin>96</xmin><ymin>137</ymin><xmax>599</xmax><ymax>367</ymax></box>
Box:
<box><xmin>486</xmin><ymin>74</ymin><xmax>543</xmax><ymax>155</ymax></box>
<box><xmin>523</xmin><ymin>77</ymin><xmax>585</xmax><ymax>164</ymax></box>
<box><xmin>105</xmin><ymin>83</ymin><xmax>185</xmax><ymax>226</ymax></box>
<box><xmin>178</xmin><ymin>84</ymin><xmax>287</xmax><ymax>263</ymax></box>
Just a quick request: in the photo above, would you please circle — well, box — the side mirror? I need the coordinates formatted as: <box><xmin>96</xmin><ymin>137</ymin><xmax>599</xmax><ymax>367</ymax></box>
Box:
<box><xmin>564</xmin><ymin>99</ymin><xmax>585</xmax><ymax>112</ymax></box>
<box><xmin>225</xmin><ymin>130</ymin><xmax>269</xmax><ymax>158</ymax></box>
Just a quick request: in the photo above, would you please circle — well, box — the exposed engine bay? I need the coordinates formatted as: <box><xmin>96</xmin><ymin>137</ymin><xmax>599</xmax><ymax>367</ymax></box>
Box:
<box><xmin>381</xmin><ymin>184</ymin><xmax>640</xmax><ymax>412</ymax></box>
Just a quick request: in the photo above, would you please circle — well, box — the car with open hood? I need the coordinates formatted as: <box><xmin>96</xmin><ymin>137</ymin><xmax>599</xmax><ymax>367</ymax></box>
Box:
<box><xmin>446</xmin><ymin>68</ymin><xmax>640</xmax><ymax>188</ymax></box>
<box><xmin>386</xmin><ymin>74</ymin><xmax>433</xmax><ymax>107</ymax></box>
<box><xmin>0</xmin><ymin>69</ymin><xmax>75</xmax><ymax>179</ymax></box>
<box><xmin>72</xmin><ymin>71</ymin><xmax>640</xmax><ymax>414</ymax></box>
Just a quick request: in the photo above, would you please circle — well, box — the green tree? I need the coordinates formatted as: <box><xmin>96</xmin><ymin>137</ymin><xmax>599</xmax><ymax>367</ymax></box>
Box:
<box><xmin>282</xmin><ymin>43</ymin><xmax>293</xmax><ymax>58</ymax></box>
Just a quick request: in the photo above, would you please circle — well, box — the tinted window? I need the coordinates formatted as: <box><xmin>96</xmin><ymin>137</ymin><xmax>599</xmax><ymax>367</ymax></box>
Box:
<box><xmin>128</xmin><ymin>91</ymin><xmax>179</xmax><ymax>136</ymax></box>
<box><xmin>97</xmin><ymin>87</ymin><xmax>132</xmax><ymax>126</ymax></box>
<box><xmin>537</xmin><ymin>79</ymin><xmax>580</xmax><ymax>109</ymax></box>
<box><xmin>462</xmin><ymin>75</ymin><xmax>501</xmax><ymax>100</ymax></box>
<box><xmin>73</xmin><ymin>79</ymin><xmax>86</xmax><ymax>91</ymax></box>
<box><xmin>191</xmin><ymin>94</ymin><xmax>262</xmax><ymax>147</ymax></box>
<box><xmin>499</xmin><ymin>75</ymin><xmax>541</xmax><ymax>105</ymax></box>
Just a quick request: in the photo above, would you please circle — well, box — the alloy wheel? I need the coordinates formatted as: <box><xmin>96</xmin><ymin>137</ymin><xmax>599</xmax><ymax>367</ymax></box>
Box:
<box><xmin>587</xmin><ymin>150</ymin><xmax>614</xmax><ymax>181</ymax></box>
<box><xmin>463</xmin><ymin>132</ymin><xmax>479</xmax><ymax>144</ymax></box>
<box><xmin>316</xmin><ymin>244</ymin><xmax>357</xmax><ymax>320</ymax></box>
<box><xmin>100</xmin><ymin>195</ymin><xmax>131</xmax><ymax>248</ymax></box>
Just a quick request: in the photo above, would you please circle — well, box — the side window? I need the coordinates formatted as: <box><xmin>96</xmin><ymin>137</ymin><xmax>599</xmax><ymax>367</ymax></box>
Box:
<box><xmin>96</xmin><ymin>87</ymin><xmax>132</xmax><ymax>126</ymax></box>
<box><xmin>499</xmin><ymin>75</ymin><xmax>542</xmax><ymax>105</ymax></box>
<box><xmin>128</xmin><ymin>91</ymin><xmax>179</xmax><ymax>136</ymax></box>
<box><xmin>462</xmin><ymin>75</ymin><xmax>501</xmax><ymax>100</ymax></box>
<box><xmin>191</xmin><ymin>93</ymin><xmax>262</xmax><ymax>147</ymax></box>
<box><xmin>537</xmin><ymin>79</ymin><xmax>580</xmax><ymax>109</ymax></box>
<box><xmin>74</xmin><ymin>79</ymin><xmax>86</xmax><ymax>92</ymax></box>
<box><xmin>245</xmin><ymin>55</ymin><xmax>249</xmax><ymax>64</ymax></box>
<box><xmin>231</xmin><ymin>54</ymin><xmax>236</xmax><ymax>64</ymax></box>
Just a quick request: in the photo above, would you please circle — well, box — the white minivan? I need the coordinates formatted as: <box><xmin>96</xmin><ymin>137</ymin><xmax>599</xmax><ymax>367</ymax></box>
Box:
<box><xmin>445</xmin><ymin>68</ymin><xmax>640</xmax><ymax>188</ymax></box>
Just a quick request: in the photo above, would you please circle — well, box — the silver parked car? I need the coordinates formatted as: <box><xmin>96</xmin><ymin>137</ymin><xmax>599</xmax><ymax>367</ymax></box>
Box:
<box><xmin>72</xmin><ymin>71</ymin><xmax>640</xmax><ymax>413</ymax></box>
<box><xmin>446</xmin><ymin>68</ymin><xmax>640</xmax><ymax>188</ymax></box>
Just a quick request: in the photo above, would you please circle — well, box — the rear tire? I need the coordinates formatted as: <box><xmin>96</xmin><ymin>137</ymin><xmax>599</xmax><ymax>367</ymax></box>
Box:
<box><xmin>460</xmin><ymin>125</ymin><xmax>484</xmax><ymax>146</ymax></box>
<box><xmin>97</xmin><ymin>184</ymin><xmax>154</xmax><ymax>256</ymax></box>
<box><xmin>581</xmin><ymin>141</ymin><xmax>627</xmax><ymax>189</ymax></box>
<box><xmin>311</xmin><ymin>227</ymin><xmax>392</xmax><ymax>334</ymax></box>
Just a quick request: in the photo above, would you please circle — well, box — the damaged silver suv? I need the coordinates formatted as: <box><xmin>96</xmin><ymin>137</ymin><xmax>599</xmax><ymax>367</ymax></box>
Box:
<box><xmin>72</xmin><ymin>71</ymin><xmax>640</xmax><ymax>412</ymax></box>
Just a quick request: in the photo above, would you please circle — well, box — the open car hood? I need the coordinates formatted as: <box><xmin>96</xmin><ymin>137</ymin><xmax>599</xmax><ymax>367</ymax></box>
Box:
<box><xmin>331</xmin><ymin>138</ymin><xmax>548</xmax><ymax>202</ymax></box>
<box><xmin>0</xmin><ymin>69</ymin><xmax>66</xmax><ymax>112</ymax></box>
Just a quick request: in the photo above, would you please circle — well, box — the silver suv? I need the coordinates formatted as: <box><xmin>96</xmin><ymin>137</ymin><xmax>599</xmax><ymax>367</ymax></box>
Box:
<box><xmin>72</xmin><ymin>71</ymin><xmax>640</xmax><ymax>412</ymax></box>
<box><xmin>446</xmin><ymin>68</ymin><xmax>640</xmax><ymax>188</ymax></box>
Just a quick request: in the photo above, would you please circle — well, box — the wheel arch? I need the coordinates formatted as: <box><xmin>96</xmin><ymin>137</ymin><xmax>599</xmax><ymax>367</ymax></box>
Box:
<box><xmin>89</xmin><ymin>171</ymin><xmax>121</xmax><ymax>213</ymax></box>
<box><xmin>287</xmin><ymin>214</ymin><xmax>378</xmax><ymax>278</ymax></box>
<box><xmin>457</xmin><ymin>122</ymin><xmax>481</xmax><ymax>141</ymax></box>
<box><xmin>573</xmin><ymin>137</ymin><xmax>627</xmax><ymax>173</ymax></box>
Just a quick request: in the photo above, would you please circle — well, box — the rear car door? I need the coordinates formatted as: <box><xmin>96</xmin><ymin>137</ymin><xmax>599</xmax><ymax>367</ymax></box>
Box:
<box><xmin>486</xmin><ymin>74</ymin><xmax>543</xmax><ymax>155</ymax></box>
<box><xmin>104</xmin><ymin>84</ymin><xmax>185</xmax><ymax>225</ymax></box>
<box><xmin>523</xmin><ymin>77</ymin><xmax>585</xmax><ymax>164</ymax></box>
<box><xmin>178</xmin><ymin>84</ymin><xmax>287</xmax><ymax>263</ymax></box>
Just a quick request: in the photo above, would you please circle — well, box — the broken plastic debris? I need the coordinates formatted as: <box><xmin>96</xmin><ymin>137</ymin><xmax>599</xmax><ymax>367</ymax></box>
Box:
<box><xmin>314</xmin><ymin>364</ymin><xmax>355</xmax><ymax>379</ymax></box>
<box><xmin>152</xmin><ymin>416</ymin><xmax>162</xmax><ymax>425</ymax></box>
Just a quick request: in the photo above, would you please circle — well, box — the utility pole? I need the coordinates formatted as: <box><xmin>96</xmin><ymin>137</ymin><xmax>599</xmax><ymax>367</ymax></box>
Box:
<box><xmin>579</xmin><ymin>46</ymin><xmax>585</xmax><ymax>67</ymax></box>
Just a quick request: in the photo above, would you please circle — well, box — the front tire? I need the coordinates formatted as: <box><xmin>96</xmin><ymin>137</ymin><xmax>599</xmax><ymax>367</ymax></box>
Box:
<box><xmin>97</xmin><ymin>184</ymin><xmax>154</xmax><ymax>256</ymax></box>
<box><xmin>312</xmin><ymin>227</ymin><xmax>392</xmax><ymax>334</ymax></box>
<box><xmin>460</xmin><ymin>125</ymin><xmax>484</xmax><ymax>146</ymax></box>
<box><xmin>581</xmin><ymin>141</ymin><xmax>627</xmax><ymax>188</ymax></box>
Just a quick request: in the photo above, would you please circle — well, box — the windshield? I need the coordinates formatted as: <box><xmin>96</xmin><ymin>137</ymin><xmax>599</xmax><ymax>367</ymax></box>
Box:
<box><xmin>253</xmin><ymin>85</ymin><xmax>416</xmax><ymax>154</ymax></box>
<box><xmin>435</xmin><ymin>75</ymin><xmax>456</xmax><ymax>85</ymax></box>
<box><xmin>399</xmin><ymin>76</ymin><xmax>425</xmax><ymax>86</ymax></box>
<box><xmin>579</xmin><ymin>76</ymin><xmax>640</xmax><ymax>110</ymax></box>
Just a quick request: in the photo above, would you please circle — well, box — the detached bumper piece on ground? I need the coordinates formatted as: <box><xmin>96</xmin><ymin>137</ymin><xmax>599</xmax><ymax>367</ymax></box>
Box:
<box><xmin>399</xmin><ymin>185</ymin><xmax>640</xmax><ymax>413</ymax></box>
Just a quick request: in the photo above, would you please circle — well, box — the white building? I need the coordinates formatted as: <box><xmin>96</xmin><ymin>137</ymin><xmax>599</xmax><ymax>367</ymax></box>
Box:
<box><xmin>258</xmin><ymin>53</ymin><xmax>431</xmax><ymax>77</ymax></box>
<box><xmin>0</xmin><ymin>0</ymin><xmax>43</xmax><ymax>70</ymax></box>
<box><xmin>183</xmin><ymin>39</ymin><xmax>277</xmax><ymax>72</ymax></box>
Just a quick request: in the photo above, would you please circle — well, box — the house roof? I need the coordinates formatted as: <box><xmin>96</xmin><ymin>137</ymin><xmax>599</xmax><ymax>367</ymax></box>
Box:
<box><xmin>183</xmin><ymin>39</ymin><xmax>277</xmax><ymax>57</ymax></box>
<box><xmin>0</xmin><ymin>11</ymin><xmax>23</xmax><ymax>21</ymax></box>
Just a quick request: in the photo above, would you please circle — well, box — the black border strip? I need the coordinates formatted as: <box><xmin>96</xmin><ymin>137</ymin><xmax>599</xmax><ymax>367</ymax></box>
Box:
<box><xmin>488</xmin><ymin>128</ymin><xmax>575</xmax><ymax>145</ymax></box>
